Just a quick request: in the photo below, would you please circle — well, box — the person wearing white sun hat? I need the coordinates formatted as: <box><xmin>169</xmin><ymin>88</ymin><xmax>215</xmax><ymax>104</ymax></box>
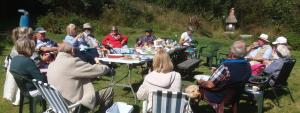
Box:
<box><xmin>264</xmin><ymin>36</ymin><xmax>290</xmax><ymax>66</ymax></box>
<box><xmin>246</xmin><ymin>33</ymin><xmax>272</xmax><ymax>65</ymax></box>
<box><xmin>265</xmin><ymin>36</ymin><xmax>292</xmax><ymax>86</ymax></box>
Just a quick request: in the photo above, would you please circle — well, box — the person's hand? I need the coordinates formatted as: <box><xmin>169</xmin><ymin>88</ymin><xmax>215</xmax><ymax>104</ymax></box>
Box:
<box><xmin>94</xmin><ymin>57</ymin><xmax>101</xmax><ymax>64</ymax></box>
<box><xmin>211</xmin><ymin>67</ymin><xmax>217</xmax><ymax>73</ymax></box>
<box><xmin>121</xmin><ymin>40</ymin><xmax>126</xmax><ymax>45</ymax></box>
<box><xmin>196</xmin><ymin>79</ymin><xmax>205</xmax><ymax>85</ymax></box>
<box><xmin>75</xmin><ymin>33</ymin><xmax>83</xmax><ymax>40</ymax></box>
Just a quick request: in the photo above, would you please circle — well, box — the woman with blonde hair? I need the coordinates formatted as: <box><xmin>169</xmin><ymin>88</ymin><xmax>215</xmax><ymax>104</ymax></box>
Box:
<box><xmin>64</xmin><ymin>23</ymin><xmax>77</xmax><ymax>44</ymax></box>
<box><xmin>137</xmin><ymin>48</ymin><xmax>181</xmax><ymax>111</ymax></box>
<box><xmin>3</xmin><ymin>27</ymin><xmax>34</xmax><ymax>105</ymax></box>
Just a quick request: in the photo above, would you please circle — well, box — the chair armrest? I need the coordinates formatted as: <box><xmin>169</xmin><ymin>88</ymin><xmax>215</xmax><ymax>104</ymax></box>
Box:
<box><xmin>68</xmin><ymin>102</ymin><xmax>81</xmax><ymax>109</ymax></box>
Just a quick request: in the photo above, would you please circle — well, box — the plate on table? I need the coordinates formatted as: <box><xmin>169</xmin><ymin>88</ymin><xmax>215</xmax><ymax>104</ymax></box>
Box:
<box><xmin>107</xmin><ymin>54</ymin><xmax>124</xmax><ymax>58</ymax></box>
<box><xmin>194</xmin><ymin>75</ymin><xmax>210</xmax><ymax>81</ymax></box>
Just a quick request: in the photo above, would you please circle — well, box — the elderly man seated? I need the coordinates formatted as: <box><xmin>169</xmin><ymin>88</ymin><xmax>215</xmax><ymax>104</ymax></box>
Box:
<box><xmin>195</xmin><ymin>41</ymin><xmax>251</xmax><ymax>112</ymax></box>
<box><xmin>102</xmin><ymin>26</ymin><xmax>128</xmax><ymax>49</ymax></box>
<box><xmin>246</xmin><ymin>33</ymin><xmax>272</xmax><ymax>65</ymax></box>
<box><xmin>47</xmin><ymin>42</ymin><xmax>113</xmax><ymax>113</ymax></box>
<box><xmin>34</xmin><ymin>27</ymin><xmax>58</xmax><ymax>68</ymax></box>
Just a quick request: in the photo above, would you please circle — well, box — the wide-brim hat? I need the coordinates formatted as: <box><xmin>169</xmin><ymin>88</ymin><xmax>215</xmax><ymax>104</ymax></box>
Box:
<box><xmin>258</xmin><ymin>33</ymin><xmax>269</xmax><ymax>42</ymax></box>
<box><xmin>83</xmin><ymin>23</ymin><xmax>92</xmax><ymax>29</ymax></box>
<box><xmin>272</xmin><ymin>36</ymin><xmax>287</xmax><ymax>45</ymax></box>
<box><xmin>35</xmin><ymin>27</ymin><xmax>46</xmax><ymax>33</ymax></box>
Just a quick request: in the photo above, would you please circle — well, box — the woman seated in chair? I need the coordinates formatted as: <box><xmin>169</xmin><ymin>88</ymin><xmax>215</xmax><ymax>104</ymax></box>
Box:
<box><xmin>196</xmin><ymin>41</ymin><xmax>251</xmax><ymax>113</ymax></box>
<box><xmin>264</xmin><ymin>37</ymin><xmax>291</xmax><ymax>86</ymax></box>
<box><xmin>137</xmin><ymin>48</ymin><xmax>182</xmax><ymax>111</ymax></box>
<box><xmin>10</xmin><ymin>38</ymin><xmax>47</xmax><ymax>96</ymax></box>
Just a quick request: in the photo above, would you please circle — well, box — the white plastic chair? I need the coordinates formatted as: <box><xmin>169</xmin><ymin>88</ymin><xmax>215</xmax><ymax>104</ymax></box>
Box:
<box><xmin>32</xmin><ymin>79</ymin><xmax>82</xmax><ymax>113</ymax></box>
<box><xmin>142</xmin><ymin>90</ymin><xmax>193</xmax><ymax>113</ymax></box>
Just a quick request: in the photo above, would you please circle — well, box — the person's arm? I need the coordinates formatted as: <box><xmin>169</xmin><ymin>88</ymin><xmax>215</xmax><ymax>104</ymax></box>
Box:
<box><xmin>264</xmin><ymin>59</ymin><xmax>284</xmax><ymax>75</ymax></box>
<box><xmin>179</xmin><ymin>33</ymin><xmax>186</xmax><ymax>45</ymax></box>
<box><xmin>120</xmin><ymin>34</ymin><xmax>128</xmax><ymax>45</ymax></box>
<box><xmin>170</xmin><ymin>72</ymin><xmax>182</xmax><ymax>92</ymax></box>
<box><xmin>101</xmin><ymin>35</ymin><xmax>110</xmax><ymax>47</ymax></box>
<box><xmin>26</xmin><ymin>59</ymin><xmax>47</xmax><ymax>82</ymax></box>
<box><xmin>197</xmin><ymin>80</ymin><xmax>215</xmax><ymax>89</ymax></box>
<box><xmin>39</xmin><ymin>46</ymin><xmax>58</xmax><ymax>52</ymax></box>
<box><xmin>137</xmin><ymin>80</ymin><xmax>149</xmax><ymax>100</ymax></box>
<box><xmin>197</xmin><ymin>64</ymin><xmax>229</xmax><ymax>89</ymax></box>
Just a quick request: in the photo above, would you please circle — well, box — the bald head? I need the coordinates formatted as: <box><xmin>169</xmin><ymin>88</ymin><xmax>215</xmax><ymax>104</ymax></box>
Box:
<box><xmin>58</xmin><ymin>42</ymin><xmax>74</xmax><ymax>54</ymax></box>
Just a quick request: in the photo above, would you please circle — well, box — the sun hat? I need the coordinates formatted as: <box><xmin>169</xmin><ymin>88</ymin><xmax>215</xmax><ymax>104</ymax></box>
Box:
<box><xmin>272</xmin><ymin>36</ymin><xmax>287</xmax><ymax>45</ymax></box>
<box><xmin>83</xmin><ymin>23</ymin><xmax>92</xmax><ymax>29</ymax></box>
<box><xmin>258</xmin><ymin>33</ymin><xmax>269</xmax><ymax>42</ymax></box>
<box><xmin>35</xmin><ymin>27</ymin><xmax>46</xmax><ymax>33</ymax></box>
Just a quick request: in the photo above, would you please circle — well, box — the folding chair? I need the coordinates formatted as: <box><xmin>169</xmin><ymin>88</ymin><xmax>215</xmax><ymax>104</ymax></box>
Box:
<box><xmin>142</xmin><ymin>91</ymin><xmax>192</xmax><ymax>113</ymax></box>
<box><xmin>10</xmin><ymin>71</ymin><xmax>46</xmax><ymax>113</ymax></box>
<box><xmin>264</xmin><ymin>58</ymin><xmax>296</xmax><ymax>106</ymax></box>
<box><xmin>32</xmin><ymin>79</ymin><xmax>82</xmax><ymax>113</ymax></box>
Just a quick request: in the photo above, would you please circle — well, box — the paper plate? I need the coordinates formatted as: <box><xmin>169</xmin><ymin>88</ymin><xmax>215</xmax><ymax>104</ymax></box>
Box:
<box><xmin>194</xmin><ymin>75</ymin><xmax>210</xmax><ymax>81</ymax></box>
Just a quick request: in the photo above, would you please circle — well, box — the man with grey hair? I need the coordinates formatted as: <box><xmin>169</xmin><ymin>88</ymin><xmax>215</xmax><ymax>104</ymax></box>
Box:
<box><xmin>195</xmin><ymin>41</ymin><xmax>251</xmax><ymax>111</ymax></box>
<box><xmin>47</xmin><ymin>42</ymin><xmax>113</xmax><ymax>112</ymax></box>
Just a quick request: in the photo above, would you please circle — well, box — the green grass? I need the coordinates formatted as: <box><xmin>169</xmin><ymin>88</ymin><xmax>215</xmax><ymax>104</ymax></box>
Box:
<box><xmin>1</xmin><ymin>31</ymin><xmax>300</xmax><ymax>113</ymax></box>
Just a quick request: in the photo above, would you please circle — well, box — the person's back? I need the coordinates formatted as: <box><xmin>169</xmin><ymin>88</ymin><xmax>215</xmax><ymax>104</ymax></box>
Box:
<box><xmin>137</xmin><ymin>71</ymin><xmax>181</xmax><ymax>100</ymax></box>
<box><xmin>47</xmin><ymin>42</ymin><xmax>110</xmax><ymax>110</ymax></box>
<box><xmin>10</xmin><ymin>56</ymin><xmax>46</xmax><ymax>82</ymax></box>
<box><xmin>197</xmin><ymin>41</ymin><xmax>251</xmax><ymax>103</ymax></box>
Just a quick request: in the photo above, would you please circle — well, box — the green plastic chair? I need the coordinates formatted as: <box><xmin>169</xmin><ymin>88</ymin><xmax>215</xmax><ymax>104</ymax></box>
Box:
<box><xmin>199</xmin><ymin>44</ymin><xmax>221</xmax><ymax>67</ymax></box>
<box><xmin>10</xmin><ymin>71</ymin><xmax>46</xmax><ymax>113</ymax></box>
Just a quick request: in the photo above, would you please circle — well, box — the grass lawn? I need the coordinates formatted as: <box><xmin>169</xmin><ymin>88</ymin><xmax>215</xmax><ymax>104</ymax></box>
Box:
<box><xmin>0</xmin><ymin>30</ymin><xmax>300</xmax><ymax>113</ymax></box>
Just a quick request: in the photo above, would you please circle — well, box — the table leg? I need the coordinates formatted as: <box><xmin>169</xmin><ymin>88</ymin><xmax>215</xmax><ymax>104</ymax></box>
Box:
<box><xmin>128</xmin><ymin>65</ymin><xmax>137</xmax><ymax>104</ymax></box>
<box><xmin>255</xmin><ymin>92</ymin><xmax>264</xmax><ymax>113</ymax></box>
<box><xmin>109</xmin><ymin>64</ymin><xmax>137</xmax><ymax>104</ymax></box>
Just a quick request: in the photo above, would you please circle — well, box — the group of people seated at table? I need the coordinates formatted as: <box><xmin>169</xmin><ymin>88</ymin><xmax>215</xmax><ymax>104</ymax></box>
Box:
<box><xmin>3</xmin><ymin>23</ymin><xmax>192</xmax><ymax>111</ymax></box>
<box><xmin>245</xmin><ymin>33</ymin><xmax>291</xmax><ymax>76</ymax></box>
<box><xmin>4</xmin><ymin>19</ymin><xmax>292</xmax><ymax>113</ymax></box>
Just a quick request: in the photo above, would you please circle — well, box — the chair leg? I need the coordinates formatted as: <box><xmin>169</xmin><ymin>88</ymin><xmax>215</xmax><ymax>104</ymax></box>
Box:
<box><xmin>232</xmin><ymin>102</ymin><xmax>238</xmax><ymax>113</ymax></box>
<box><xmin>29</xmin><ymin>97</ymin><xmax>36</xmax><ymax>113</ymax></box>
<box><xmin>271</xmin><ymin>87</ymin><xmax>280</xmax><ymax>106</ymax></box>
<box><xmin>217</xmin><ymin>103</ymin><xmax>225</xmax><ymax>113</ymax></box>
<box><xmin>284</xmin><ymin>86</ymin><xmax>295</xmax><ymax>103</ymax></box>
<box><xmin>42</xmin><ymin>100</ymin><xmax>47</xmax><ymax>111</ymax></box>
<box><xmin>19</xmin><ymin>93</ymin><xmax>24</xmax><ymax>113</ymax></box>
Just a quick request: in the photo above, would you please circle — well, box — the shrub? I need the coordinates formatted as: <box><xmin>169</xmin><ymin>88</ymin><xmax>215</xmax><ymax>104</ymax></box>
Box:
<box><xmin>36</xmin><ymin>12</ymin><xmax>88</xmax><ymax>34</ymax></box>
<box><xmin>285</xmin><ymin>32</ymin><xmax>300</xmax><ymax>50</ymax></box>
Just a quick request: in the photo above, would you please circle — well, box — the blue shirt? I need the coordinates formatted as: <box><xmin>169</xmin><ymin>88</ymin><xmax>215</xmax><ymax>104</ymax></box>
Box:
<box><xmin>204</xmin><ymin>59</ymin><xmax>251</xmax><ymax>103</ymax></box>
<box><xmin>247</xmin><ymin>45</ymin><xmax>272</xmax><ymax>59</ymax></box>
<box><xmin>64</xmin><ymin>35</ymin><xmax>76</xmax><ymax>45</ymax></box>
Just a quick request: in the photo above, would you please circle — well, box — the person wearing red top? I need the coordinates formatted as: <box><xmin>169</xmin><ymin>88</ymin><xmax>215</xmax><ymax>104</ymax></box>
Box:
<box><xmin>102</xmin><ymin>26</ymin><xmax>128</xmax><ymax>48</ymax></box>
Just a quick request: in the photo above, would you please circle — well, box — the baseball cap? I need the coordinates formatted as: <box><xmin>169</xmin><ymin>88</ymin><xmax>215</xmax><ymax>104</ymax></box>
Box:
<box><xmin>35</xmin><ymin>27</ymin><xmax>46</xmax><ymax>33</ymax></box>
<box><xmin>272</xmin><ymin>36</ymin><xmax>287</xmax><ymax>45</ymax></box>
<box><xmin>83</xmin><ymin>23</ymin><xmax>92</xmax><ymax>29</ymax></box>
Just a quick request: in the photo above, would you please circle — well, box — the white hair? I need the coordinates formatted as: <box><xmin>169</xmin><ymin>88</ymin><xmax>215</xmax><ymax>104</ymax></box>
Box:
<box><xmin>276</xmin><ymin>45</ymin><xmax>290</xmax><ymax>57</ymax></box>
<box><xmin>231</xmin><ymin>41</ymin><xmax>246</xmax><ymax>58</ymax></box>
<box><xmin>58</xmin><ymin>42</ymin><xmax>73</xmax><ymax>53</ymax></box>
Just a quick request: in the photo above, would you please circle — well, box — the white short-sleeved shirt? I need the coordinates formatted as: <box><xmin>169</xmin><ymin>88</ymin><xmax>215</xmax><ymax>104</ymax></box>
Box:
<box><xmin>180</xmin><ymin>32</ymin><xmax>192</xmax><ymax>46</ymax></box>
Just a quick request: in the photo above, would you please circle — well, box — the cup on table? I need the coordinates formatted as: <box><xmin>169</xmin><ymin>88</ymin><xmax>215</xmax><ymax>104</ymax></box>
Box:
<box><xmin>252</xmin><ymin>86</ymin><xmax>260</xmax><ymax>92</ymax></box>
